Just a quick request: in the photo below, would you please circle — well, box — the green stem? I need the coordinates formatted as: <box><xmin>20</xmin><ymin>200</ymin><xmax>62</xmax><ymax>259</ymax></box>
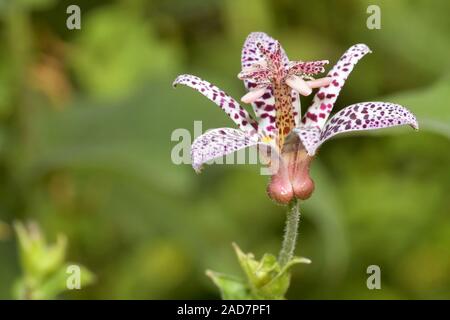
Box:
<box><xmin>278</xmin><ymin>199</ymin><xmax>300</xmax><ymax>267</ymax></box>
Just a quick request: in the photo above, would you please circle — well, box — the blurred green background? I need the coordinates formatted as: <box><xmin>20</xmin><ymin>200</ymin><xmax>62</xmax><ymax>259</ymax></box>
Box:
<box><xmin>0</xmin><ymin>0</ymin><xmax>449</xmax><ymax>299</ymax></box>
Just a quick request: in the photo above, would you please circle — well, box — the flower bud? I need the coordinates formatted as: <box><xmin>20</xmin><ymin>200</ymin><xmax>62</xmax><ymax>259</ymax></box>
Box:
<box><xmin>291</xmin><ymin>148</ymin><xmax>315</xmax><ymax>200</ymax></box>
<box><xmin>267</xmin><ymin>138</ymin><xmax>315</xmax><ymax>204</ymax></box>
<box><xmin>267</xmin><ymin>160</ymin><xmax>294</xmax><ymax>204</ymax></box>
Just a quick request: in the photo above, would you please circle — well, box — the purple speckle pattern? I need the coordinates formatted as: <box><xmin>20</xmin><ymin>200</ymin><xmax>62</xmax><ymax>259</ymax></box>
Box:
<box><xmin>319</xmin><ymin>102</ymin><xmax>418</xmax><ymax>143</ymax></box>
<box><xmin>298</xmin><ymin>102</ymin><xmax>418</xmax><ymax>155</ymax></box>
<box><xmin>173</xmin><ymin>74</ymin><xmax>258</xmax><ymax>134</ymax></box>
<box><xmin>287</xmin><ymin>60</ymin><xmax>329</xmax><ymax>76</ymax></box>
<box><xmin>240</xmin><ymin>32</ymin><xmax>295</xmax><ymax>139</ymax></box>
<box><xmin>302</xmin><ymin>44</ymin><xmax>371</xmax><ymax>129</ymax></box>
<box><xmin>238</xmin><ymin>68</ymin><xmax>272</xmax><ymax>87</ymax></box>
<box><xmin>291</xmin><ymin>89</ymin><xmax>301</xmax><ymax>126</ymax></box>
<box><xmin>294</xmin><ymin>44</ymin><xmax>419</xmax><ymax>156</ymax></box>
<box><xmin>241</xmin><ymin>32</ymin><xmax>290</xmax><ymax>69</ymax></box>
<box><xmin>294</xmin><ymin>126</ymin><xmax>321</xmax><ymax>155</ymax></box>
<box><xmin>190</xmin><ymin>128</ymin><xmax>259</xmax><ymax>172</ymax></box>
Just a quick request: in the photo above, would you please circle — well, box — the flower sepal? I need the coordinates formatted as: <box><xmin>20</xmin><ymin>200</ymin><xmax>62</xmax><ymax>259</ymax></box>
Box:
<box><xmin>207</xmin><ymin>243</ymin><xmax>310</xmax><ymax>300</ymax></box>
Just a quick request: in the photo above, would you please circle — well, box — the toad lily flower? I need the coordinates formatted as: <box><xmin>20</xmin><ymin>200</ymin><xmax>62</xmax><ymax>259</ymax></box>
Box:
<box><xmin>173</xmin><ymin>32</ymin><xmax>418</xmax><ymax>204</ymax></box>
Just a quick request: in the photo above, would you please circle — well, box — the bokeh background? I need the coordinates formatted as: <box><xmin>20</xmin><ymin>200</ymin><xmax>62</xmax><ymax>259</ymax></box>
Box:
<box><xmin>0</xmin><ymin>0</ymin><xmax>449</xmax><ymax>299</ymax></box>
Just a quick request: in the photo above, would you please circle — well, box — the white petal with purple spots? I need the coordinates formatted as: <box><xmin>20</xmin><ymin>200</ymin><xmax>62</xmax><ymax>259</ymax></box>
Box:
<box><xmin>173</xmin><ymin>74</ymin><xmax>258</xmax><ymax>134</ymax></box>
<box><xmin>241</xmin><ymin>33</ymin><xmax>290</xmax><ymax>140</ymax></box>
<box><xmin>241</xmin><ymin>32</ymin><xmax>289</xmax><ymax>69</ymax></box>
<box><xmin>302</xmin><ymin>44</ymin><xmax>372</xmax><ymax>129</ymax></box>
<box><xmin>293</xmin><ymin>126</ymin><xmax>321</xmax><ymax>156</ymax></box>
<box><xmin>190</xmin><ymin>128</ymin><xmax>260</xmax><ymax>173</ymax></box>
<box><xmin>291</xmin><ymin>89</ymin><xmax>301</xmax><ymax>126</ymax></box>
<box><xmin>306</xmin><ymin>102</ymin><xmax>418</xmax><ymax>155</ymax></box>
<box><xmin>287</xmin><ymin>60</ymin><xmax>329</xmax><ymax>76</ymax></box>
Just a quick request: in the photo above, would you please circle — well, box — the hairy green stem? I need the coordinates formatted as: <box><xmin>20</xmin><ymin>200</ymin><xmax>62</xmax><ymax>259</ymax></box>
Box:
<box><xmin>278</xmin><ymin>199</ymin><xmax>300</xmax><ymax>267</ymax></box>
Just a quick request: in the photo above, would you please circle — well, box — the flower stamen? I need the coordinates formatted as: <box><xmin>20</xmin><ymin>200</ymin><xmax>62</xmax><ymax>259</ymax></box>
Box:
<box><xmin>241</xmin><ymin>87</ymin><xmax>267</xmax><ymax>103</ymax></box>
<box><xmin>305</xmin><ymin>77</ymin><xmax>332</xmax><ymax>89</ymax></box>
<box><xmin>285</xmin><ymin>75</ymin><xmax>312</xmax><ymax>96</ymax></box>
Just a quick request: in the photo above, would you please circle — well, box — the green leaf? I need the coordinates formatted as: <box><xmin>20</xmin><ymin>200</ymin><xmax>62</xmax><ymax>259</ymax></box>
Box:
<box><xmin>232</xmin><ymin>242</ymin><xmax>263</xmax><ymax>288</ymax></box>
<box><xmin>208</xmin><ymin>243</ymin><xmax>311</xmax><ymax>300</ymax></box>
<box><xmin>13</xmin><ymin>222</ymin><xmax>95</xmax><ymax>299</ymax></box>
<box><xmin>206</xmin><ymin>270</ymin><xmax>252</xmax><ymax>300</ymax></box>
<box><xmin>14</xmin><ymin>222</ymin><xmax>67</xmax><ymax>280</ymax></box>
<box><xmin>33</xmin><ymin>264</ymin><xmax>95</xmax><ymax>300</ymax></box>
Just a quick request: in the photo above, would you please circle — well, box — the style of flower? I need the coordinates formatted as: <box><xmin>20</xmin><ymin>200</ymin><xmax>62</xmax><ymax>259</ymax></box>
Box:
<box><xmin>173</xmin><ymin>32</ymin><xmax>418</xmax><ymax>204</ymax></box>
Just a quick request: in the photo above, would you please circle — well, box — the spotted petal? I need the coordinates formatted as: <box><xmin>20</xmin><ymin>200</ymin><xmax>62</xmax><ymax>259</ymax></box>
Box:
<box><xmin>173</xmin><ymin>74</ymin><xmax>257</xmax><ymax>134</ymax></box>
<box><xmin>241</xmin><ymin>32</ymin><xmax>296</xmax><ymax>139</ymax></box>
<box><xmin>293</xmin><ymin>126</ymin><xmax>321</xmax><ymax>156</ymax></box>
<box><xmin>291</xmin><ymin>90</ymin><xmax>301</xmax><ymax>126</ymax></box>
<box><xmin>190</xmin><ymin>128</ymin><xmax>260</xmax><ymax>173</ymax></box>
<box><xmin>302</xmin><ymin>44</ymin><xmax>372</xmax><ymax>129</ymax></box>
<box><xmin>237</xmin><ymin>68</ymin><xmax>272</xmax><ymax>86</ymax></box>
<box><xmin>241</xmin><ymin>32</ymin><xmax>289</xmax><ymax>69</ymax></box>
<box><xmin>304</xmin><ymin>102</ymin><xmax>419</xmax><ymax>156</ymax></box>
<box><xmin>288</xmin><ymin>60</ymin><xmax>329</xmax><ymax>76</ymax></box>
